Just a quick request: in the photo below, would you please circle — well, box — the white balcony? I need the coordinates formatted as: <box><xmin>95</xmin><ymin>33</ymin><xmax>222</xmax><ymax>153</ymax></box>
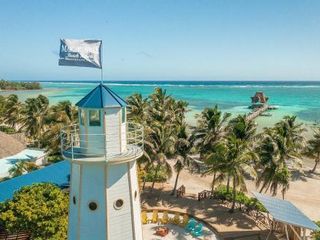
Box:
<box><xmin>61</xmin><ymin>122</ymin><xmax>144</xmax><ymax>164</ymax></box>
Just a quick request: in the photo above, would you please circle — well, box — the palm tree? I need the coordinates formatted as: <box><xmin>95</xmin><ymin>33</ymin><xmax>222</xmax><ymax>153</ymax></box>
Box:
<box><xmin>274</xmin><ymin>115</ymin><xmax>306</xmax><ymax>151</ymax></box>
<box><xmin>0</xmin><ymin>95</ymin><xmax>5</xmax><ymax>121</ymax></box>
<box><xmin>203</xmin><ymin>142</ymin><xmax>228</xmax><ymax>194</ymax></box>
<box><xmin>19</xmin><ymin>95</ymin><xmax>50</xmax><ymax>147</ymax></box>
<box><xmin>144</xmin><ymin>88</ymin><xmax>177</xmax><ymax>191</ymax></box>
<box><xmin>171</xmin><ymin>122</ymin><xmax>193</xmax><ymax>195</ymax></box>
<box><xmin>225</xmin><ymin>134</ymin><xmax>257</xmax><ymax>212</ymax></box>
<box><xmin>126</xmin><ymin>94</ymin><xmax>151</xmax><ymax>189</ymax></box>
<box><xmin>192</xmin><ymin>106</ymin><xmax>231</xmax><ymax>157</ymax></box>
<box><xmin>304</xmin><ymin>127</ymin><xmax>320</xmax><ymax>173</ymax></box>
<box><xmin>256</xmin><ymin>131</ymin><xmax>291</xmax><ymax>199</ymax></box>
<box><xmin>8</xmin><ymin>161</ymin><xmax>39</xmax><ymax>178</ymax></box>
<box><xmin>256</xmin><ymin>116</ymin><xmax>305</xmax><ymax>199</ymax></box>
<box><xmin>52</xmin><ymin>100</ymin><xmax>78</xmax><ymax>123</ymax></box>
<box><xmin>2</xmin><ymin>94</ymin><xmax>22</xmax><ymax>129</ymax></box>
<box><xmin>170</xmin><ymin>100</ymin><xmax>189</xmax><ymax>126</ymax></box>
<box><xmin>225</xmin><ymin>115</ymin><xmax>257</xmax><ymax>192</ymax></box>
<box><xmin>126</xmin><ymin>88</ymin><xmax>189</xmax><ymax>192</ymax></box>
<box><xmin>126</xmin><ymin>93</ymin><xmax>148</xmax><ymax>124</ymax></box>
<box><xmin>41</xmin><ymin>101</ymin><xmax>77</xmax><ymax>155</ymax></box>
<box><xmin>229</xmin><ymin>114</ymin><xmax>256</xmax><ymax>142</ymax></box>
<box><xmin>145</xmin><ymin>123</ymin><xmax>175</xmax><ymax>191</ymax></box>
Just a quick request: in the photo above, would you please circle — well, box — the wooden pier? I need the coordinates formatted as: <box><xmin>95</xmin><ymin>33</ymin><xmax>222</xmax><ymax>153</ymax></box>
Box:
<box><xmin>246</xmin><ymin>104</ymin><xmax>269</xmax><ymax>121</ymax></box>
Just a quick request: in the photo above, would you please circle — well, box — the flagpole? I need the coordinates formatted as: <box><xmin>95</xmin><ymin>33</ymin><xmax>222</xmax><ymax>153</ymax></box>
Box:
<box><xmin>100</xmin><ymin>42</ymin><xmax>104</xmax><ymax>85</ymax></box>
<box><xmin>101</xmin><ymin>67</ymin><xmax>103</xmax><ymax>85</ymax></box>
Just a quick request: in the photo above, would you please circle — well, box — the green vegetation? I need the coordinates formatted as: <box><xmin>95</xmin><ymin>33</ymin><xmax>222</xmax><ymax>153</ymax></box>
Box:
<box><xmin>0</xmin><ymin>87</ymin><xmax>314</xmax><ymax>237</ymax></box>
<box><xmin>213</xmin><ymin>185</ymin><xmax>266</xmax><ymax>212</ymax></box>
<box><xmin>312</xmin><ymin>221</ymin><xmax>320</xmax><ymax>240</ymax></box>
<box><xmin>0</xmin><ymin>183</ymin><xmax>68</xmax><ymax>240</ymax></box>
<box><xmin>0</xmin><ymin>125</ymin><xmax>16</xmax><ymax>134</ymax></box>
<box><xmin>304</xmin><ymin>126</ymin><xmax>320</xmax><ymax>173</ymax></box>
<box><xmin>143</xmin><ymin>165</ymin><xmax>168</xmax><ymax>183</ymax></box>
<box><xmin>8</xmin><ymin>161</ymin><xmax>39</xmax><ymax>178</ymax></box>
<box><xmin>0</xmin><ymin>94</ymin><xmax>77</xmax><ymax>154</ymax></box>
<box><xmin>127</xmin><ymin>88</ymin><xmax>189</xmax><ymax>191</ymax></box>
<box><xmin>0</xmin><ymin>94</ymin><xmax>77</xmax><ymax>180</ymax></box>
<box><xmin>127</xmin><ymin>88</ymin><xmax>308</xmax><ymax>209</ymax></box>
<box><xmin>256</xmin><ymin>116</ymin><xmax>306</xmax><ymax>199</ymax></box>
<box><xmin>0</xmin><ymin>79</ymin><xmax>41</xmax><ymax>90</ymax></box>
<box><xmin>0</xmin><ymin>94</ymin><xmax>21</xmax><ymax>129</ymax></box>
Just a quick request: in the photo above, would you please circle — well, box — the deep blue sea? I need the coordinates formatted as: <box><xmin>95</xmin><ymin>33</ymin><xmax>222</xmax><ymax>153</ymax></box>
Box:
<box><xmin>2</xmin><ymin>80</ymin><xmax>320</xmax><ymax>134</ymax></box>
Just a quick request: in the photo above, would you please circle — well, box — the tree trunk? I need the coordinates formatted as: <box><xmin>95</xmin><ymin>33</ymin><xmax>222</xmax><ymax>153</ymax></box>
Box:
<box><xmin>151</xmin><ymin>165</ymin><xmax>160</xmax><ymax>192</ymax></box>
<box><xmin>226</xmin><ymin>174</ymin><xmax>230</xmax><ymax>193</ymax></box>
<box><xmin>230</xmin><ymin>177</ymin><xmax>236</xmax><ymax>213</ymax></box>
<box><xmin>211</xmin><ymin>172</ymin><xmax>217</xmax><ymax>194</ymax></box>
<box><xmin>171</xmin><ymin>170</ymin><xmax>181</xmax><ymax>196</ymax></box>
<box><xmin>142</xmin><ymin>177</ymin><xmax>146</xmax><ymax>191</ymax></box>
<box><xmin>259</xmin><ymin>181</ymin><xmax>268</xmax><ymax>193</ymax></box>
<box><xmin>311</xmin><ymin>159</ymin><xmax>319</xmax><ymax>173</ymax></box>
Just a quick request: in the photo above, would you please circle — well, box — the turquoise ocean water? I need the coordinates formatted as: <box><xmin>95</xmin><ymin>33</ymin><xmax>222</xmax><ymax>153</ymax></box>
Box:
<box><xmin>1</xmin><ymin>81</ymin><xmax>320</xmax><ymax>135</ymax></box>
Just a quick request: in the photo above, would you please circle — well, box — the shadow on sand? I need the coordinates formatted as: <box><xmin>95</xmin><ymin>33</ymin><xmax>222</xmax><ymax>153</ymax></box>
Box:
<box><xmin>141</xmin><ymin>184</ymin><xmax>278</xmax><ymax>240</ymax></box>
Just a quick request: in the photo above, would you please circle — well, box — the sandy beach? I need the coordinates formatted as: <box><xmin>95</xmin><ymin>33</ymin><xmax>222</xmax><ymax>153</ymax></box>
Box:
<box><xmin>167</xmin><ymin>158</ymin><xmax>320</xmax><ymax>221</ymax></box>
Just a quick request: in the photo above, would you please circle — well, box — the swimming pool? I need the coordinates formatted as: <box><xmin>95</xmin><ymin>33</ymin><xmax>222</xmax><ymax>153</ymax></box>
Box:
<box><xmin>0</xmin><ymin>149</ymin><xmax>46</xmax><ymax>178</ymax></box>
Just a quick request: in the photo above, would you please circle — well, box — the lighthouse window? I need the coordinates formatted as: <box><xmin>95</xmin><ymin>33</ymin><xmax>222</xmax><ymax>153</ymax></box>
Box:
<box><xmin>88</xmin><ymin>201</ymin><xmax>98</xmax><ymax>211</ymax></box>
<box><xmin>89</xmin><ymin>110</ymin><xmax>101</xmax><ymax>126</ymax></box>
<box><xmin>122</xmin><ymin>107</ymin><xmax>126</xmax><ymax>123</ymax></box>
<box><xmin>80</xmin><ymin>109</ymin><xmax>85</xmax><ymax>126</ymax></box>
<box><xmin>114</xmin><ymin>199</ymin><xmax>124</xmax><ymax>209</ymax></box>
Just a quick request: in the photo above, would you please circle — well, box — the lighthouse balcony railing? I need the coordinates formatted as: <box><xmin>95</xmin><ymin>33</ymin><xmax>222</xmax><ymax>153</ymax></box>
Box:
<box><xmin>60</xmin><ymin>122</ymin><xmax>144</xmax><ymax>162</ymax></box>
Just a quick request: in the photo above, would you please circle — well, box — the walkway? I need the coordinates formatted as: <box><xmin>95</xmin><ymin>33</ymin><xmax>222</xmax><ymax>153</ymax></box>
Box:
<box><xmin>246</xmin><ymin>104</ymin><xmax>269</xmax><ymax>121</ymax></box>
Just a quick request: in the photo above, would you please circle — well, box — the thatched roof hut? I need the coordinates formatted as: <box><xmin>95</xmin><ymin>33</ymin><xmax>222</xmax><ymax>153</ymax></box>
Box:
<box><xmin>251</xmin><ymin>92</ymin><xmax>269</xmax><ymax>104</ymax></box>
<box><xmin>0</xmin><ymin>132</ymin><xmax>25</xmax><ymax>159</ymax></box>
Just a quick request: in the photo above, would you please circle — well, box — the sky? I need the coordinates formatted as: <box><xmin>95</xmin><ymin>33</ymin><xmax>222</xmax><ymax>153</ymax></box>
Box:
<box><xmin>0</xmin><ymin>0</ymin><xmax>320</xmax><ymax>81</ymax></box>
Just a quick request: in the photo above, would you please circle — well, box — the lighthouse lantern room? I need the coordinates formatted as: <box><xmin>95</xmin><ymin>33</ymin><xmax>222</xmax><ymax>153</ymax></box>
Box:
<box><xmin>61</xmin><ymin>84</ymin><xmax>144</xmax><ymax>240</ymax></box>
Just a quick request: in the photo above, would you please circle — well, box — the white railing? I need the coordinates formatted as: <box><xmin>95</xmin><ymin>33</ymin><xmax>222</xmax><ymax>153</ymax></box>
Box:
<box><xmin>60</xmin><ymin>122</ymin><xmax>144</xmax><ymax>162</ymax></box>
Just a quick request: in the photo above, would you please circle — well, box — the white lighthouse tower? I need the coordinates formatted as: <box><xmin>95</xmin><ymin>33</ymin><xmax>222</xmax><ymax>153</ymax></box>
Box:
<box><xmin>61</xmin><ymin>84</ymin><xmax>144</xmax><ymax>240</ymax></box>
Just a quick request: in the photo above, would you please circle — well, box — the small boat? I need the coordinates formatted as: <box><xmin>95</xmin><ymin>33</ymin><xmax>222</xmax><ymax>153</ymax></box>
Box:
<box><xmin>260</xmin><ymin>113</ymin><xmax>272</xmax><ymax>117</ymax></box>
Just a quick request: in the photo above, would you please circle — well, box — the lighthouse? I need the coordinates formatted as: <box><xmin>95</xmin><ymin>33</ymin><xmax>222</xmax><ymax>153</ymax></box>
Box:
<box><xmin>61</xmin><ymin>84</ymin><xmax>144</xmax><ymax>240</ymax></box>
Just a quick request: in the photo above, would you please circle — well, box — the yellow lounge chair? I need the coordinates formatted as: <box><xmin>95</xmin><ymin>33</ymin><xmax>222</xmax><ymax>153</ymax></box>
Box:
<box><xmin>160</xmin><ymin>211</ymin><xmax>169</xmax><ymax>224</ymax></box>
<box><xmin>180</xmin><ymin>214</ymin><xmax>189</xmax><ymax>227</ymax></box>
<box><xmin>172</xmin><ymin>212</ymin><xmax>180</xmax><ymax>225</ymax></box>
<box><xmin>152</xmin><ymin>210</ymin><xmax>159</xmax><ymax>223</ymax></box>
<box><xmin>141</xmin><ymin>211</ymin><xmax>148</xmax><ymax>224</ymax></box>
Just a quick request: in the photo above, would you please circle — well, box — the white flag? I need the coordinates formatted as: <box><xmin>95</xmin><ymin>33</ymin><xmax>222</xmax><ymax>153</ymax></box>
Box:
<box><xmin>59</xmin><ymin>39</ymin><xmax>102</xmax><ymax>69</ymax></box>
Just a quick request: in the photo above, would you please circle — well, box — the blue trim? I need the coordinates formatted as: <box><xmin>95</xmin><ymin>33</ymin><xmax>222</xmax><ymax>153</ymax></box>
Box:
<box><xmin>0</xmin><ymin>161</ymin><xmax>70</xmax><ymax>202</ymax></box>
<box><xmin>76</xmin><ymin>84</ymin><xmax>127</xmax><ymax>108</ymax></box>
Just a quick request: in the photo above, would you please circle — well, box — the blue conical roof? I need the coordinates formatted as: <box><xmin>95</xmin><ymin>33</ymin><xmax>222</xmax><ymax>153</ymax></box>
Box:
<box><xmin>76</xmin><ymin>84</ymin><xmax>127</xmax><ymax>108</ymax></box>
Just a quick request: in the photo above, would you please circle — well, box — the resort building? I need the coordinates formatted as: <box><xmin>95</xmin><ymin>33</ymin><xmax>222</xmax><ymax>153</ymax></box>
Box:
<box><xmin>250</xmin><ymin>91</ymin><xmax>269</xmax><ymax>109</ymax></box>
<box><xmin>0</xmin><ymin>131</ymin><xmax>25</xmax><ymax>158</ymax></box>
<box><xmin>0</xmin><ymin>131</ymin><xmax>46</xmax><ymax>178</ymax></box>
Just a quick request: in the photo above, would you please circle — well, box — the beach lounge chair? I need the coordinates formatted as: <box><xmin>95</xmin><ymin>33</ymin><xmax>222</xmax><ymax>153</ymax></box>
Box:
<box><xmin>172</xmin><ymin>212</ymin><xmax>180</xmax><ymax>225</ymax></box>
<box><xmin>159</xmin><ymin>211</ymin><xmax>169</xmax><ymax>224</ymax></box>
<box><xmin>185</xmin><ymin>218</ymin><xmax>197</xmax><ymax>232</ymax></box>
<box><xmin>180</xmin><ymin>214</ymin><xmax>189</xmax><ymax>227</ymax></box>
<box><xmin>191</xmin><ymin>223</ymin><xmax>203</xmax><ymax>237</ymax></box>
<box><xmin>152</xmin><ymin>210</ymin><xmax>159</xmax><ymax>223</ymax></box>
<box><xmin>141</xmin><ymin>211</ymin><xmax>148</xmax><ymax>224</ymax></box>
